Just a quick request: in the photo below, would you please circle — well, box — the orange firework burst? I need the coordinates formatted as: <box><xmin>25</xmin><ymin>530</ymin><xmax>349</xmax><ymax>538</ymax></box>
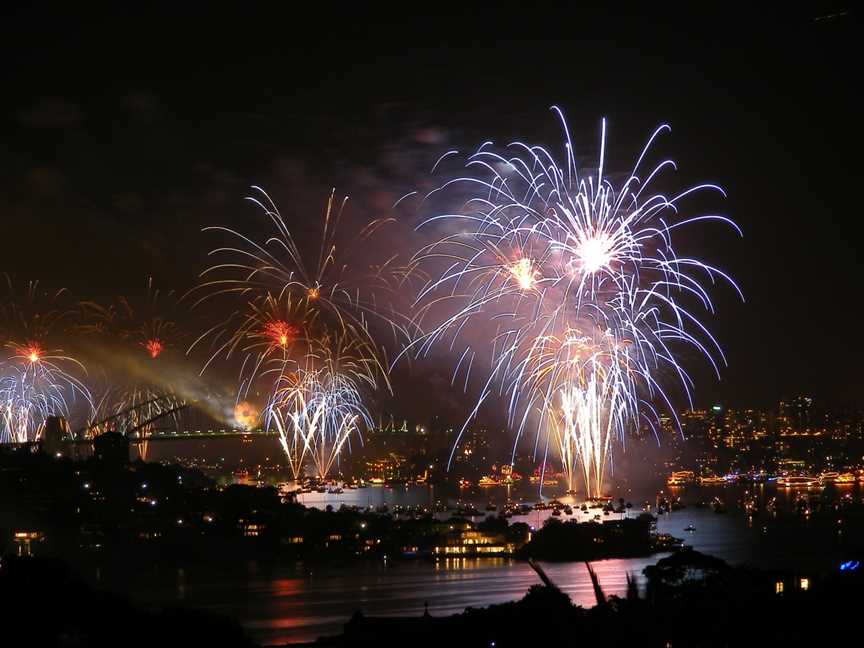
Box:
<box><xmin>143</xmin><ymin>338</ymin><xmax>164</xmax><ymax>359</ymax></box>
<box><xmin>24</xmin><ymin>344</ymin><xmax>42</xmax><ymax>363</ymax></box>
<box><xmin>264</xmin><ymin>320</ymin><xmax>297</xmax><ymax>350</ymax></box>
<box><xmin>509</xmin><ymin>257</ymin><xmax>539</xmax><ymax>291</ymax></box>
<box><xmin>233</xmin><ymin>401</ymin><xmax>259</xmax><ymax>429</ymax></box>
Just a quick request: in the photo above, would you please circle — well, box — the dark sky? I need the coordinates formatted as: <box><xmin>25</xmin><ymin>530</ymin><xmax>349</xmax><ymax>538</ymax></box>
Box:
<box><xmin>1</xmin><ymin>3</ymin><xmax>861</xmax><ymax>412</ymax></box>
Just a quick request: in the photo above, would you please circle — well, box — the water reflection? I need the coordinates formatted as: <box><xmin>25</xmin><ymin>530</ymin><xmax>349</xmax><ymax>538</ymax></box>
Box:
<box><xmin>212</xmin><ymin>556</ymin><xmax>666</xmax><ymax>645</ymax></box>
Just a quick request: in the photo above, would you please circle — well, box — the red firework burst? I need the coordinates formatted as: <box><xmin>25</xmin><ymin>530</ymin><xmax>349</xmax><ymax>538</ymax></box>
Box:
<box><xmin>264</xmin><ymin>321</ymin><xmax>297</xmax><ymax>351</ymax></box>
<box><xmin>143</xmin><ymin>338</ymin><xmax>164</xmax><ymax>359</ymax></box>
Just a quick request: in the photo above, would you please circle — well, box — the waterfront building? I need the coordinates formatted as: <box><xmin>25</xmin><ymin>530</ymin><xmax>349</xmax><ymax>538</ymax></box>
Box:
<box><xmin>12</xmin><ymin>531</ymin><xmax>43</xmax><ymax>556</ymax></box>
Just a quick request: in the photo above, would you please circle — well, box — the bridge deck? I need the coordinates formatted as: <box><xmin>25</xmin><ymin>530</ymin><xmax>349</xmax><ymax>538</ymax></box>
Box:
<box><xmin>57</xmin><ymin>429</ymin><xmax>280</xmax><ymax>444</ymax></box>
<box><xmin>139</xmin><ymin>429</ymin><xmax>279</xmax><ymax>441</ymax></box>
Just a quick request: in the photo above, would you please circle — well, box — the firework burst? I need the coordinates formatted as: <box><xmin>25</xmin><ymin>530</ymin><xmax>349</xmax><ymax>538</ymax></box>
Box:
<box><xmin>190</xmin><ymin>188</ymin><xmax>407</xmax><ymax>474</ymax></box>
<box><xmin>1</xmin><ymin>277</ymin><xmax>93</xmax><ymax>443</ymax></box>
<box><xmin>189</xmin><ymin>187</ymin><xmax>415</xmax><ymax>391</ymax></box>
<box><xmin>189</xmin><ymin>187</ymin><xmax>409</xmax><ymax>478</ymax></box>
<box><xmin>405</xmin><ymin>108</ymin><xmax>742</xmax><ymax>498</ymax></box>
<box><xmin>267</xmin><ymin>331</ymin><xmax>375</xmax><ymax>479</ymax></box>
<box><xmin>189</xmin><ymin>292</ymin><xmax>313</xmax><ymax>401</ymax></box>
<box><xmin>78</xmin><ymin>277</ymin><xmax>179</xmax><ymax>358</ymax></box>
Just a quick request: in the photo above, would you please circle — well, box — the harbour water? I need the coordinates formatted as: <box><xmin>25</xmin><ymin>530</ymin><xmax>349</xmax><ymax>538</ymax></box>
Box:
<box><xmin>84</xmin><ymin>480</ymin><xmax>864</xmax><ymax>644</ymax></box>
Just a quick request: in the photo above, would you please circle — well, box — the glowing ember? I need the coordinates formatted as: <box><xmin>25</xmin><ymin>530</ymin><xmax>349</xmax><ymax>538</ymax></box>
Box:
<box><xmin>233</xmin><ymin>401</ymin><xmax>259</xmax><ymax>430</ymax></box>
<box><xmin>143</xmin><ymin>339</ymin><xmax>164</xmax><ymax>359</ymax></box>
<box><xmin>307</xmin><ymin>286</ymin><xmax>320</xmax><ymax>300</ymax></box>
<box><xmin>509</xmin><ymin>258</ymin><xmax>539</xmax><ymax>290</ymax></box>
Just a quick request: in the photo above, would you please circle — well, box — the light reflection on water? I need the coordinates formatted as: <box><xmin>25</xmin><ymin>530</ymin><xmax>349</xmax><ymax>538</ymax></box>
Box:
<box><xmin>143</xmin><ymin>556</ymin><xmax>666</xmax><ymax>645</ymax></box>
<box><xmin>114</xmin><ymin>482</ymin><xmax>859</xmax><ymax>645</ymax></box>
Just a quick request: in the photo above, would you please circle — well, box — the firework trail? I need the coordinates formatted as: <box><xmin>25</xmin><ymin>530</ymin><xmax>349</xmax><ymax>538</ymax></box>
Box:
<box><xmin>0</xmin><ymin>277</ymin><xmax>92</xmax><ymax>443</ymax></box>
<box><xmin>404</xmin><ymin>107</ymin><xmax>742</xmax><ymax>497</ymax></box>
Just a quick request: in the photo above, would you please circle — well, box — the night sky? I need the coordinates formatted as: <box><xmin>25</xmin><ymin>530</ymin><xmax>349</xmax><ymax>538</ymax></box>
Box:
<box><xmin>2</xmin><ymin>4</ymin><xmax>861</xmax><ymax>413</ymax></box>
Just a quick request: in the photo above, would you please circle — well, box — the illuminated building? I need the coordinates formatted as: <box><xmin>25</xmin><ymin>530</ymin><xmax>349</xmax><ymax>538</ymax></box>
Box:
<box><xmin>666</xmin><ymin>471</ymin><xmax>695</xmax><ymax>486</ymax></box>
<box><xmin>13</xmin><ymin>531</ymin><xmax>44</xmax><ymax>556</ymax></box>
<box><xmin>432</xmin><ymin>530</ymin><xmax>515</xmax><ymax>557</ymax></box>
<box><xmin>237</xmin><ymin>517</ymin><xmax>267</xmax><ymax>537</ymax></box>
<box><xmin>13</xmin><ymin>531</ymin><xmax>45</xmax><ymax>556</ymax></box>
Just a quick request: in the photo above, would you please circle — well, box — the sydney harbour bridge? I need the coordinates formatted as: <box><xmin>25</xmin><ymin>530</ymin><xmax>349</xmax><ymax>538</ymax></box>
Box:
<box><xmin>4</xmin><ymin>396</ymin><xmax>277</xmax><ymax>452</ymax></box>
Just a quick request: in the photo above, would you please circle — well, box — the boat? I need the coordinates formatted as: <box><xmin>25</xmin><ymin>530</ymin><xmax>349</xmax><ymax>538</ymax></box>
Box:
<box><xmin>587</xmin><ymin>495</ymin><xmax>614</xmax><ymax>503</ymax></box>
<box><xmin>551</xmin><ymin>509</ymin><xmax>562</xmax><ymax>516</ymax></box>
<box><xmin>485</xmin><ymin>502</ymin><xmax>498</xmax><ymax>512</ymax></box>
<box><xmin>684</xmin><ymin>524</ymin><xmax>696</xmax><ymax>532</ymax></box>
<box><xmin>776</xmin><ymin>475</ymin><xmax>821</xmax><ymax>488</ymax></box>
<box><xmin>563</xmin><ymin>505</ymin><xmax>573</xmax><ymax>515</ymax></box>
<box><xmin>836</xmin><ymin>473</ymin><xmax>856</xmax><ymax>484</ymax></box>
<box><xmin>698</xmin><ymin>475</ymin><xmax>727</xmax><ymax>486</ymax></box>
<box><xmin>667</xmin><ymin>470</ymin><xmax>695</xmax><ymax>486</ymax></box>
<box><xmin>528</xmin><ymin>474</ymin><xmax>559</xmax><ymax>486</ymax></box>
<box><xmin>478</xmin><ymin>476</ymin><xmax>501</xmax><ymax>486</ymax></box>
